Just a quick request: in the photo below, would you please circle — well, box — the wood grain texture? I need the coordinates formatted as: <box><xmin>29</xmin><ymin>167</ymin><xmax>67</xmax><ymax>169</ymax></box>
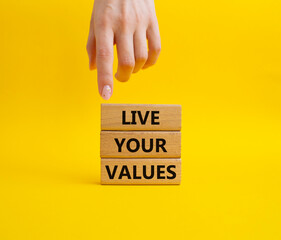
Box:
<box><xmin>101</xmin><ymin>159</ymin><xmax>181</xmax><ymax>184</ymax></box>
<box><xmin>101</xmin><ymin>104</ymin><xmax>181</xmax><ymax>130</ymax></box>
<box><xmin>100</xmin><ymin>131</ymin><xmax>181</xmax><ymax>158</ymax></box>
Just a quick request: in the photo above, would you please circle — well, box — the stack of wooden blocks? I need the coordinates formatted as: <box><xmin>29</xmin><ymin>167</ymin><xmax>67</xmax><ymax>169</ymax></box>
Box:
<box><xmin>100</xmin><ymin>104</ymin><xmax>182</xmax><ymax>184</ymax></box>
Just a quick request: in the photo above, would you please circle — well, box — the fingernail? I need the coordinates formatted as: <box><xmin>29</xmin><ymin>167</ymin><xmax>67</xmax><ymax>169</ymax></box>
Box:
<box><xmin>101</xmin><ymin>85</ymin><xmax>112</xmax><ymax>100</ymax></box>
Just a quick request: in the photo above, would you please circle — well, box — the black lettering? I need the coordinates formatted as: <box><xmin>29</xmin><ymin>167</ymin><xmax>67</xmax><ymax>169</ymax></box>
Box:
<box><xmin>127</xmin><ymin>138</ymin><xmax>140</xmax><ymax>152</ymax></box>
<box><xmin>157</xmin><ymin>165</ymin><xmax>165</xmax><ymax>179</ymax></box>
<box><xmin>167</xmin><ymin>165</ymin><xmax>176</xmax><ymax>179</ymax></box>
<box><xmin>122</xmin><ymin>111</ymin><xmax>130</xmax><ymax>125</ymax></box>
<box><xmin>133</xmin><ymin>165</ymin><xmax>141</xmax><ymax>179</ymax></box>
<box><xmin>105</xmin><ymin>165</ymin><xmax>118</xmax><ymax>179</ymax></box>
<box><xmin>138</xmin><ymin>111</ymin><xmax>150</xmax><ymax>125</ymax></box>
<box><xmin>151</xmin><ymin>111</ymin><xmax>160</xmax><ymax>125</ymax></box>
<box><xmin>118</xmin><ymin>165</ymin><xmax>131</xmax><ymax>179</ymax></box>
<box><xmin>142</xmin><ymin>138</ymin><xmax>153</xmax><ymax>152</ymax></box>
<box><xmin>114</xmin><ymin>138</ymin><xmax>126</xmax><ymax>152</ymax></box>
<box><xmin>156</xmin><ymin>138</ymin><xmax>167</xmax><ymax>152</ymax></box>
<box><xmin>131</xmin><ymin>111</ymin><xmax>137</xmax><ymax>125</ymax></box>
<box><xmin>143</xmin><ymin>165</ymin><xmax>154</xmax><ymax>179</ymax></box>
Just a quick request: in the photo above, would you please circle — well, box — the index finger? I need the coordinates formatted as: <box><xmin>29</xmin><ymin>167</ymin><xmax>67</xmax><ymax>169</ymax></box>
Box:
<box><xmin>95</xmin><ymin>29</ymin><xmax>114</xmax><ymax>100</ymax></box>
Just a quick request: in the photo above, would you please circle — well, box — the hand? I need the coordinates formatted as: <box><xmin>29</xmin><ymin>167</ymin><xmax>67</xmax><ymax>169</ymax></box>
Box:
<box><xmin>87</xmin><ymin>0</ymin><xmax>161</xmax><ymax>100</ymax></box>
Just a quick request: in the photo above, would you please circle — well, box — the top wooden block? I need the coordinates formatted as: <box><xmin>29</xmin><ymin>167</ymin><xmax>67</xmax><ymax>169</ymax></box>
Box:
<box><xmin>101</xmin><ymin>104</ymin><xmax>181</xmax><ymax>131</ymax></box>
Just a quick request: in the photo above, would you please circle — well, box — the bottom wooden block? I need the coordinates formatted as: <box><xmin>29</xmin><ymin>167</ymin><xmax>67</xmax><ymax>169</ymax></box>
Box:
<box><xmin>101</xmin><ymin>159</ymin><xmax>181</xmax><ymax>185</ymax></box>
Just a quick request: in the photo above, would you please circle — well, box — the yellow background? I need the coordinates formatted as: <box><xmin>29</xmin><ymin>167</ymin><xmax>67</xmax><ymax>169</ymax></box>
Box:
<box><xmin>0</xmin><ymin>0</ymin><xmax>281</xmax><ymax>239</ymax></box>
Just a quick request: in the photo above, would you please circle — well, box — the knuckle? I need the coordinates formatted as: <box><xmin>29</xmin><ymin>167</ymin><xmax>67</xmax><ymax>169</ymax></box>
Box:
<box><xmin>96</xmin><ymin>16</ymin><xmax>110</xmax><ymax>28</ymax></box>
<box><xmin>152</xmin><ymin>45</ymin><xmax>161</xmax><ymax>55</ymax></box>
<box><xmin>120</xmin><ymin>18</ymin><xmax>130</xmax><ymax>30</ymax></box>
<box><xmin>96</xmin><ymin>47</ymin><xmax>112</xmax><ymax>58</ymax></box>
<box><xmin>136</xmin><ymin>53</ymin><xmax>148</xmax><ymax>62</ymax></box>
<box><xmin>118</xmin><ymin>13</ymin><xmax>132</xmax><ymax>30</ymax></box>
<box><xmin>120</xmin><ymin>15</ymin><xmax>129</xmax><ymax>25</ymax></box>
<box><xmin>134</xmin><ymin>12</ymin><xmax>144</xmax><ymax>24</ymax></box>
<box><xmin>120</xmin><ymin>57</ymin><xmax>135</xmax><ymax>69</ymax></box>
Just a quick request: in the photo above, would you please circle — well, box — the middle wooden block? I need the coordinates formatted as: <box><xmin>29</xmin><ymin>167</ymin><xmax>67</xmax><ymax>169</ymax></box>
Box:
<box><xmin>100</xmin><ymin>131</ymin><xmax>181</xmax><ymax>158</ymax></box>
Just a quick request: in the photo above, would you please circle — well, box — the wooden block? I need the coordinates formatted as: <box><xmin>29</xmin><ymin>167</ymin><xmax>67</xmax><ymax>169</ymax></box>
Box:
<box><xmin>101</xmin><ymin>104</ymin><xmax>181</xmax><ymax>131</ymax></box>
<box><xmin>101</xmin><ymin>158</ymin><xmax>181</xmax><ymax>184</ymax></box>
<box><xmin>100</xmin><ymin>131</ymin><xmax>181</xmax><ymax>158</ymax></box>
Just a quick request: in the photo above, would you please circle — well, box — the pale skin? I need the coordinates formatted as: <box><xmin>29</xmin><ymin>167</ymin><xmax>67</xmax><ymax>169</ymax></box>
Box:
<box><xmin>87</xmin><ymin>0</ymin><xmax>161</xmax><ymax>100</ymax></box>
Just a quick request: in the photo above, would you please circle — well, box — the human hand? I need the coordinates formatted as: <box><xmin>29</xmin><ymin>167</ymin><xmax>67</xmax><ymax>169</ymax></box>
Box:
<box><xmin>87</xmin><ymin>0</ymin><xmax>161</xmax><ymax>100</ymax></box>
